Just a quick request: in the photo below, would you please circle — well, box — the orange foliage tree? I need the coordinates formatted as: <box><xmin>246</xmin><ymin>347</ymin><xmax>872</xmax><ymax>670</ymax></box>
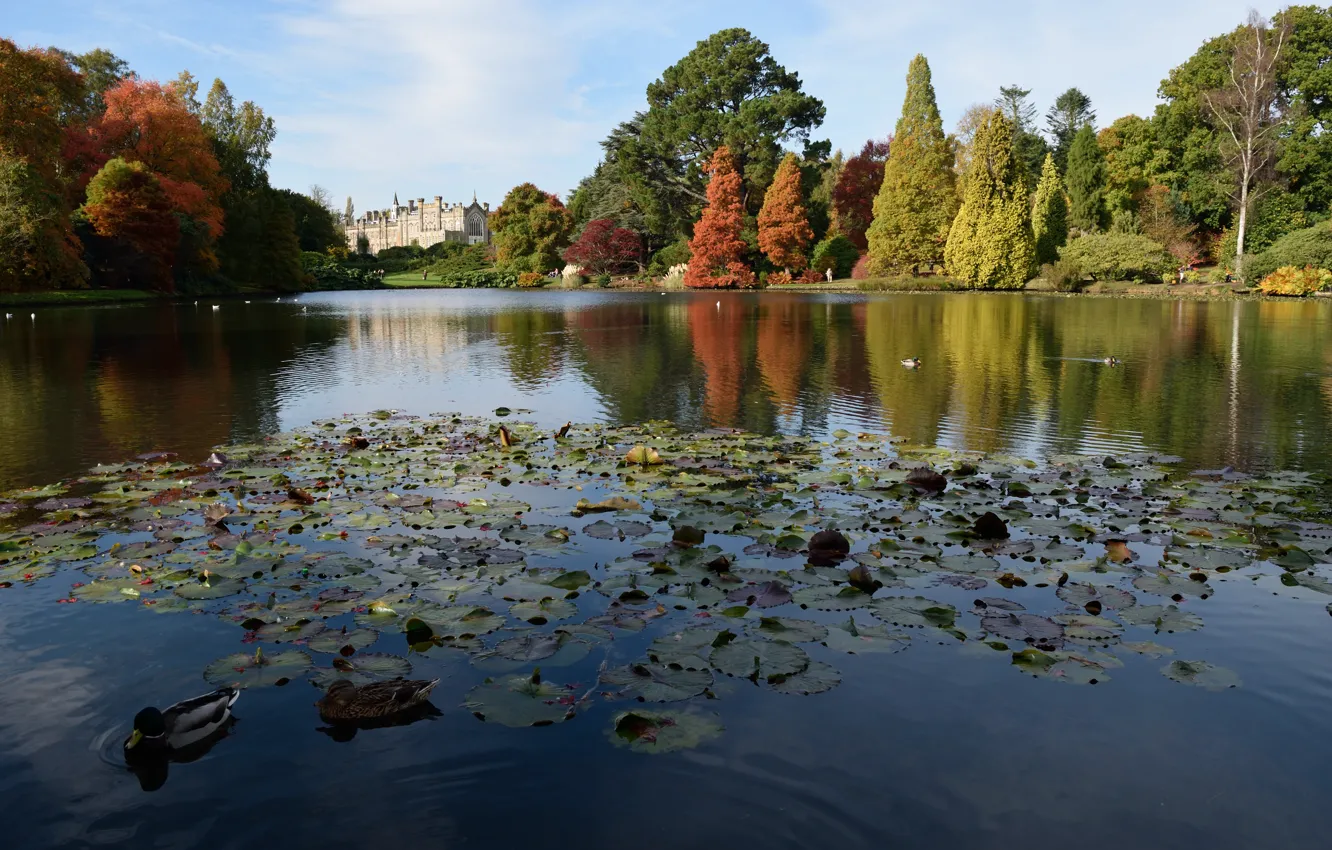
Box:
<box><xmin>74</xmin><ymin>79</ymin><xmax>227</xmax><ymax>239</ymax></box>
<box><xmin>688</xmin><ymin>298</ymin><xmax>747</xmax><ymax>422</ymax></box>
<box><xmin>81</xmin><ymin>158</ymin><xmax>181</xmax><ymax>290</ymax></box>
<box><xmin>685</xmin><ymin>146</ymin><xmax>755</xmax><ymax>288</ymax></box>
<box><xmin>757</xmin><ymin>152</ymin><xmax>813</xmax><ymax>273</ymax></box>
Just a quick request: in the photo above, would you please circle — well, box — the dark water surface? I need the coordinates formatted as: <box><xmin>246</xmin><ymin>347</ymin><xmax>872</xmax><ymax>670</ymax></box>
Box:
<box><xmin>2</xmin><ymin>291</ymin><xmax>1332</xmax><ymax>849</ymax></box>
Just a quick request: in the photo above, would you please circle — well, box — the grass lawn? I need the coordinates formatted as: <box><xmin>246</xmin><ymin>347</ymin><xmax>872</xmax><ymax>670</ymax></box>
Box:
<box><xmin>0</xmin><ymin>289</ymin><xmax>160</xmax><ymax>307</ymax></box>
<box><xmin>382</xmin><ymin>271</ymin><xmax>455</xmax><ymax>288</ymax></box>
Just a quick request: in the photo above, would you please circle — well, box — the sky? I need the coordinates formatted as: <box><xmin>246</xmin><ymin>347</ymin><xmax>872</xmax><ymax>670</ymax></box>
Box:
<box><xmin>10</xmin><ymin>0</ymin><xmax>1258</xmax><ymax>215</ymax></box>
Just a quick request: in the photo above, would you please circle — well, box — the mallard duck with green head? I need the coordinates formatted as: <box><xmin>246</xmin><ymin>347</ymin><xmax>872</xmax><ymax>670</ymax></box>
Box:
<box><xmin>901</xmin><ymin>356</ymin><xmax>922</xmax><ymax>368</ymax></box>
<box><xmin>125</xmin><ymin>687</ymin><xmax>239</xmax><ymax>755</ymax></box>
<box><xmin>317</xmin><ymin>678</ymin><xmax>440</xmax><ymax>723</ymax></box>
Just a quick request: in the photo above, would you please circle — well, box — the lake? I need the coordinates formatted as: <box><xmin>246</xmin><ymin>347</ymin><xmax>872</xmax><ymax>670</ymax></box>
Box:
<box><xmin>2</xmin><ymin>290</ymin><xmax>1331</xmax><ymax>850</ymax></box>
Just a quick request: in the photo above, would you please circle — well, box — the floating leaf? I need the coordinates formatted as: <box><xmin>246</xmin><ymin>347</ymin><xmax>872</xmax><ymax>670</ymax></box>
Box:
<box><xmin>464</xmin><ymin>673</ymin><xmax>574</xmax><ymax>726</ymax></box>
<box><xmin>792</xmin><ymin>585</ymin><xmax>873</xmax><ymax>611</ymax></box>
<box><xmin>1161</xmin><ymin>660</ymin><xmax>1241</xmax><ymax>690</ymax></box>
<box><xmin>1011</xmin><ymin>649</ymin><xmax>1110</xmax><ymax>685</ymax></box>
<box><xmin>1133</xmin><ymin>572</ymin><xmax>1213</xmax><ymax>599</ymax></box>
<box><xmin>768</xmin><ymin>660</ymin><xmax>841</xmax><ymax>695</ymax></box>
<box><xmin>750</xmin><ymin>617</ymin><xmax>828</xmax><ymax>643</ymax></box>
<box><xmin>1119</xmin><ymin>604</ymin><xmax>1203</xmax><ymax>633</ymax></box>
<box><xmin>601</xmin><ymin>663</ymin><xmax>712</xmax><ymax>701</ymax></box>
<box><xmin>203</xmin><ymin>649</ymin><xmax>312</xmax><ymax>688</ymax></box>
<box><xmin>648</xmin><ymin>628</ymin><xmax>734</xmax><ymax>668</ymax></box>
<box><xmin>311</xmin><ymin>653</ymin><xmax>412</xmax><ymax>686</ymax></box>
<box><xmin>822</xmin><ymin>616</ymin><xmax>909</xmax><ymax>654</ymax></box>
<box><xmin>307</xmin><ymin>628</ymin><xmax>379</xmax><ymax>654</ymax></box>
<box><xmin>609</xmin><ymin>708</ymin><xmax>723</xmax><ymax>753</ymax></box>
<box><xmin>725</xmin><ymin>580</ymin><xmax>792</xmax><ymax>609</ymax></box>
<box><xmin>1055</xmin><ymin>583</ymin><xmax>1136</xmax><ymax>610</ymax></box>
<box><xmin>872</xmin><ymin>596</ymin><xmax>957</xmax><ymax>630</ymax></box>
<box><xmin>981</xmin><ymin>612</ymin><xmax>1063</xmax><ymax>643</ymax></box>
<box><xmin>509</xmin><ymin>597</ymin><xmax>577</xmax><ymax>624</ymax></box>
<box><xmin>710</xmin><ymin>639</ymin><xmax>809</xmax><ymax>678</ymax></box>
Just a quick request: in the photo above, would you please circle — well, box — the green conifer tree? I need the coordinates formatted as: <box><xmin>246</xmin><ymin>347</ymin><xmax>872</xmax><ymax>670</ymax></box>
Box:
<box><xmin>1031</xmin><ymin>153</ymin><xmax>1069</xmax><ymax>265</ymax></box>
<box><xmin>1065</xmin><ymin>124</ymin><xmax>1107</xmax><ymax>232</ymax></box>
<box><xmin>865</xmin><ymin>54</ymin><xmax>957</xmax><ymax>275</ymax></box>
<box><xmin>944</xmin><ymin>112</ymin><xmax>1035</xmax><ymax>290</ymax></box>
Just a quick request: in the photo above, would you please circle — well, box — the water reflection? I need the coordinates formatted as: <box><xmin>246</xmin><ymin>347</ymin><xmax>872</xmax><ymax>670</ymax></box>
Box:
<box><xmin>2</xmin><ymin>291</ymin><xmax>1330</xmax><ymax>489</ymax></box>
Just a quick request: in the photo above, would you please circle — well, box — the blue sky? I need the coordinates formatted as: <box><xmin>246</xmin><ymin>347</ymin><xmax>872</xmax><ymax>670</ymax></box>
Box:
<box><xmin>11</xmin><ymin>0</ymin><xmax>1255</xmax><ymax>214</ymax></box>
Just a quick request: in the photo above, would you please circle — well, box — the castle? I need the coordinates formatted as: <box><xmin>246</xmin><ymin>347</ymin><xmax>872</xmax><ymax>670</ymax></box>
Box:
<box><xmin>346</xmin><ymin>193</ymin><xmax>491</xmax><ymax>255</ymax></box>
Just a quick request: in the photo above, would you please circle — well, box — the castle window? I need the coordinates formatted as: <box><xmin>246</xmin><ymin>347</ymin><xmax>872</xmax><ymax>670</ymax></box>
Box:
<box><xmin>467</xmin><ymin>213</ymin><xmax>483</xmax><ymax>238</ymax></box>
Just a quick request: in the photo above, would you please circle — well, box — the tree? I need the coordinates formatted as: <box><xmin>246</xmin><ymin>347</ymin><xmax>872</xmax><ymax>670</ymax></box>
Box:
<box><xmin>1046</xmin><ymin>87</ymin><xmax>1095</xmax><ymax>171</ymax></box>
<box><xmin>685</xmin><ymin>146</ymin><xmax>754</xmax><ymax>288</ymax></box>
<box><xmin>81</xmin><ymin>78</ymin><xmax>227</xmax><ymax>238</ymax></box>
<box><xmin>611</xmin><ymin>28</ymin><xmax>825</xmax><ymax>228</ymax></box>
<box><xmin>563</xmin><ymin>218</ymin><xmax>641</xmax><ymax>275</ymax></box>
<box><xmin>1066</xmin><ymin>124</ymin><xmax>1108</xmax><ymax>232</ymax></box>
<box><xmin>1098</xmin><ymin>115</ymin><xmax>1169</xmax><ymax>216</ymax></box>
<box><xmin>1273</xmin><ymin>6</ymin><xmax>1332</xmax><ymax>216</ymax></box>
<box><xmin>1203</xmin><ymin>11</ymin><xmax>1288</xmax><ymax>280</ymax></box>
<box><xmin>81</xmin><ymin>157</ymin><xmax>180</xmax><ymax>290</ymax></box>
<box><xmin>491</xmin><ymin>183</ymin><xmax>573</xmax><ymax>273</ymax></box>
<box><xmin>1031</xmin><ymin>153</ymin><xmax>1068</xmax><ymax>265</ymax></box>
<box><xmin>757</xmin><ymin>152</ymin><xmax>813</xmax><ymax>272</ymax></box>
<box><xmin>952</xmin><ymin>104</ymin><xmax>998</xmax><ymax>197</ymax></box>
<box><xmin>810</xmin><ymin>234</ymin><xmax>859</xmax><ymax>279</ymax></box>
<box><xmin>0</xmin><ymin>40</ymin><xmax>86</xmax><ymax>289</ymax></box>
<box><xmin>866</xmin><ymin>54</ymin><xmax>958</xmax><ymax>275</ymax></box>
<box><xmin>275</xmin><ymin>188</ymin><xmax>341</xmax><ymax>253</ymax></box>
<box><xmin>831</xmin><ymin>139</ymin><xmax>889</xmax><ymax>249</ymax></box>
<box><xmin>568</xmin><ymin>160</ymin><xmax>650</xmax><ymax>241</ymax></box>
<box><xmin>994</xmin><ymin>85</ymin><xmax>1050</xmax><ymax>187</ymax></box>
<box><xmin>56</xmin><ymin>47</ymin><xmax>133</xmax><ymax>119</ymax></box>
<box><xmin>1136</xmin><ymin>184</ymin><xmax>1198</xmax><ymax>263</ymax></box>
<box><xmin>944</xmin><ymin>112</ymin><xmax>1035</xmax><ymax>289</ymax></box>
<box><xmin>201</xmin><ymin>79</ymin><xmax>275</xmax><ymax>195</ymax></box>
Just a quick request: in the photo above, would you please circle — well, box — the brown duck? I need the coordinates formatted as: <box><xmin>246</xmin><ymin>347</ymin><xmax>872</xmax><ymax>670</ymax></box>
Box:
<box><xmin>317</xmin><ymin>678</ymin><xmax>440</xmax><ymax>722</ymax></box>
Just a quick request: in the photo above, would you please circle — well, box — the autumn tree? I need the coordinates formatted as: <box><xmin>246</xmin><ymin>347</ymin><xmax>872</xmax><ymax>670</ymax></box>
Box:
<box><xmin>81</xmin><ymin>158</ymin><xmax>180</xmax><ymax>290</ymax></box>
<box><xmin>1031</xmin><ymin>153</ymin><xmax>1068</xmax><ymax>265</ymax></box>
<box><xmin>79</xmin><ymin>79</ymin><xmax>227</xmax><ymax>238</ymax></box>
<box><xmin>1203</xmin><ymin>11</ymin><xmax>1288</xmax><ymax>279</ymax></box>
<box><xmin>1066</xmin><ymin>124</ymin><xmax>1108</xmax><ymax>232</ymax></box>
<box><xmin>831</xmin><ymin>138</ymin><xmax>889</xmax><ymax>249</ymax></box>
<box><xmin>866</xmin><ymin>54</ymin><xmax>957</xmax><ymax>275</ymax></box>
<box><xmin>945</xmin><ymin>112</ymin><xmax>1035</xmax><ymax>289</ymax></box>
<box><xmin>0</xmin><ymin>40</ymin><xmax>86</xmax><ymax>289</ymax></box>
<box><xmin>951</xmin><ymin>104</ymin><xmax>997</xmax><ymax>197</ymax></box>
<box><xmin>564</xmin><ymin>218</ymin><xmax>642</xmax><ymax>275</ymax></box>
<box><xmin>492</xmin><ymin>183</ymin><xmax>573</xmax><ymax>273</ymax></box>
<box><xmin>758</xmin><ymin>152</ymin><xmax>813</xmax><ymax>272</ymax></box>
<box><xmin>1136</xmin><ymin>184</ymin><xmax>1199</xmax><ymax>263</ymax></box>
<box><xmin>685</xmin><ymin>146</ymin><xmax>754</xmax><ymax>288</ymax></box>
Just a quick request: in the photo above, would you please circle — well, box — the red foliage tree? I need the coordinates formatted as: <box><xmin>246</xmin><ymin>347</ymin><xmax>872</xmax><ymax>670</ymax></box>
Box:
<box><xmin>832</xmin><ymin>138</ymin><xmax>890</xmax><ymax>250</ymax></box>
<box><xmin>564</xmin><ymin>218</ymin><xmax>641</xmax><ymax>276</ymax></box>
<box><xmin>685</xmin><ymin>146</ymin><xmax>755</xmax><ymax>289</ymax></box>
<box><xmin>757</xmin><ymin>152</ymin><xmax>813</xmax><ymax>272</ymax></box>
<box><xmin>73</xmin><ymin>79</ymin><xmax>227</xmax><ymax>238</ymax></box>
<box><xmin>82</xmin><ymin>158</ymin><xmax>181</xmax><ymax>291</ymax></box>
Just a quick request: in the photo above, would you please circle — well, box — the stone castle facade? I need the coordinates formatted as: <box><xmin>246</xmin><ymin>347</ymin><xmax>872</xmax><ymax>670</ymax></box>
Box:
<box><xmin>346</xmin><ymin>193</ymin><xmax>491</xmax><ymax>255</ymax></box>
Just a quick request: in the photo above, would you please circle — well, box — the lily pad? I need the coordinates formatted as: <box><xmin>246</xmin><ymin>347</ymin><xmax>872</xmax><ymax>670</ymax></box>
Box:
<box><xmin>1161</xmin><ymin>659</ymin><xmax>1241</xmax><ymax>690</ymax></box>
<box><xmin>725</xmin><ymin>580</ymin><xmax>792</xmax><ymax>609</ymax></box>
<box><xmin>982</xmin><ymin>612</ymin><xmax>1064</xmax><ymax>643</ymax></box>
<box><xmin>601</xmin><ymin>663</ymin><xmax>713</xmax><ymax>701</ymax></box>
<box><xmin>749</xmin><ymin>617</ymin><xmax>828</xmax><ymax>643</ymax></box>
<box><xmin>307</xmin><ymin>628</ymin><xmax>379</xmax><ymax>654</ymax></box>
<box><xmin>1120</xmin><ymin>604</ymin><xmax>1203</xmax><ymax>633</ymax></box>
<box><xmin>203</xmin><ymin>649</ymin><xmax>312</xmax><ymax>688</ymax></box>
<box><xmin>822</xmin><ymin>616</ymin><xmax>909</xmax><ymax>654</ymax></box>
<box><xmin>792</xmin><ymin>585</ymin><xmax>873</xmax><ymax>611</ymax></box>
<box><xmin>609</xmin><ymin>708</ymin><xmax>723</xmax><ymax>754</ymax></box>
<box><xmin>710</xmin><ymin>639</ymin><xmax>809</xmax><ymax>678</ymax></box>
<box><xmin>872</xmin><ymin>596</ymin><xmax>957</xmax><ymax>630</ymax></box>
<box><xmin>768</xmin><ymin>660</ymin><xmax>841</xmax><ymax>695</ymax></box>
<box><xmin>510</xmin><ymin>597</ymin><xmax>578</xmax><ymax>624</ymax></box>
<box><xmin>311</xmin><ymin>653</ymin><xmax>413</xmax><ymax>686</ymax></box>
<box><xmin>463</xmin><ymin>672</ymin><xmax>575</xmax><ymax>726</ymax></box>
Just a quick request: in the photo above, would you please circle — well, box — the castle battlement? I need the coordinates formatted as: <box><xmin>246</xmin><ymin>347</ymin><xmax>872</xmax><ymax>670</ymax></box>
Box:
<box><xmin>347</xmin><ymin>193</ymin><xmax>491</xmax><ymax>255</ymax></box>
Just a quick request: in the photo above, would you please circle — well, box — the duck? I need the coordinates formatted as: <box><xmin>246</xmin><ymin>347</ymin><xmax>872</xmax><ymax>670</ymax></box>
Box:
<box><xmin>316</xmin><ymin>678</ymin><xmax>440</xmax><ymax>723</ymax></box>
<box><xmin>124</xmin><ymin>687</ymin><xmax>240</xmax><ymax>755</ymax></box>
<box><xmin>901</xmin><ymin>357</ymin><xmax>922</xmax><ymax>369</ymax></box>
<box><xmin>1103</xmin><ymin>356</ymin><xmax>1120</xmax><ymax>366</ymax></box>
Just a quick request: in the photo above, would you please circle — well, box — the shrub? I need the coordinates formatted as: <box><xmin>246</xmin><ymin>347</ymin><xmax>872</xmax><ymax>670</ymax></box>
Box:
<box><xmin>766</xmin><ymin>271</ymin><xmax>793</xmax><ymax>286</ymax></box>
<box><xmin>594</xmin><ymin>273</ymin><xmax>612</xmax><ymax>288</ymax></box>
<box><xmin>516</xmin><ymin>272</ymin><xmax>545</xmax><ymax>288</ymax></box>
<box><xmin>299</xmin><ymin>252</ymin><xmax>381</xmax><ymax>291</ymax></box>
<box><xmin>1040</xmin><ymin>257</ymin><xmax>1086</xmax><ymax>292</ymax></box>
<box><xmin>810</xmin><ymin>234</ymin><xmax>859</xmax><ymax>279</ymax></box>
<box><xmin>1258</xmin><ymin>265</ymin><xmax>1331</xmax><ymax>296</ymax></box>
<box><xmin>564</xmin><ymin>219</ymin><xmax>641</xmax><ymax>276</ymax></box>
<box><xmin>798</xmin><ymin>269</ymin><xmax>824</xmax><ymax>283</ymax></box>
<box><xmin>434</xmin><ymin>269</ymin><xmax>519</xmax><ymax>288</ymax></box>
<box><xmin>850</xmin><ymin>253</ymin><xmax>871</xmax><ymax>280</ymax></box>
<box><xmin>649</xmin><ymin>238</ymin><xmax>692</xmax><ymax>274</ymax></box>
<box><xmin>1246</xmin><ymin>222</ymin><xmax>1332</xmax><ymax>283</ymax></box>
<box><xmin>1058</xmin><ymin>233</ymin><xmax>1173</xmax><ymax>283</ymax></box>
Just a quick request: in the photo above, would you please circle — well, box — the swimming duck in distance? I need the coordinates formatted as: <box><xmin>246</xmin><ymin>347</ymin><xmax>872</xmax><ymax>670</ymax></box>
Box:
<box><xmin>317</xmin><ymin>678</ymin><xmax>440</xmax><ymax>723</ymax></box>
<box><xmin>1103</xmin><ymin>356</ymin><xmax>1120</xmax><ymax>366</ymax></box>
<box><xmin>125</xmin><ymin>687</ymin><xmax>239</xmax><ymax>755</ymax></box>
<box><xmin>901</xmin><ymin>357</ymin><xmax>922</xmax><ymax>368</ymax></box>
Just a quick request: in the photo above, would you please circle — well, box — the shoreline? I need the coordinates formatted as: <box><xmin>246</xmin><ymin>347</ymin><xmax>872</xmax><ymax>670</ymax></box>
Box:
<box><xmin>4</xmin><ymin>280</ymin><xmax>1328</xmax><ymax>309</ymax></box>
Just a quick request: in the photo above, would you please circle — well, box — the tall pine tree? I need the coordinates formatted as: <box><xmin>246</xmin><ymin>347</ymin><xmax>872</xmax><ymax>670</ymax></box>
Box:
<box><xmin>944</xmin><ymin>112</ymin><xmax>1034</xmax><ymax>290</ymax></box>
<box><xmin>685</xmin><ymin>146</ymin><xmax>755</xmax><ymax>288</ymax></box>
<box><xmin>1065</xmin><ymin>124</ymin><xmax>1107</xmax><ymax>232</ymax></box>
<box><xmin>1031</xmin><ymin>153</ymin><xmax>1068</xmax><ymax>265</ymax></box>
<box><xmin>758</xmin><ymin>152</ymin><xmax>813</xmax><ymax>273</ymax></box>
<box><xmin>865</xmin><ymin>54</ymin><xmax>957</xmax><ymax>275</ymax></box>
<box><xmin>1045</xmin><ymin>87</ymin><xmax>1095</xmax><ymax>172</ymax></box>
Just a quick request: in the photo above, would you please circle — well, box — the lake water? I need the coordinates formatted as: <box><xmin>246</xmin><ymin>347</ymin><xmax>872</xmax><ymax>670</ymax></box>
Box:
<box><xmin>2</xmin><ymin>290</ymin><xmax>1331</xmax><ymax>849</ymax></box>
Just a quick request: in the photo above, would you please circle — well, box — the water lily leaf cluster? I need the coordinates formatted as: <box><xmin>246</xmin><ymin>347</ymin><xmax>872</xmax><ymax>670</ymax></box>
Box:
<box><xmin>3</xmin><ymin>415</ymin><xmax>1328</xmax><ymax>749</ymax></box>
